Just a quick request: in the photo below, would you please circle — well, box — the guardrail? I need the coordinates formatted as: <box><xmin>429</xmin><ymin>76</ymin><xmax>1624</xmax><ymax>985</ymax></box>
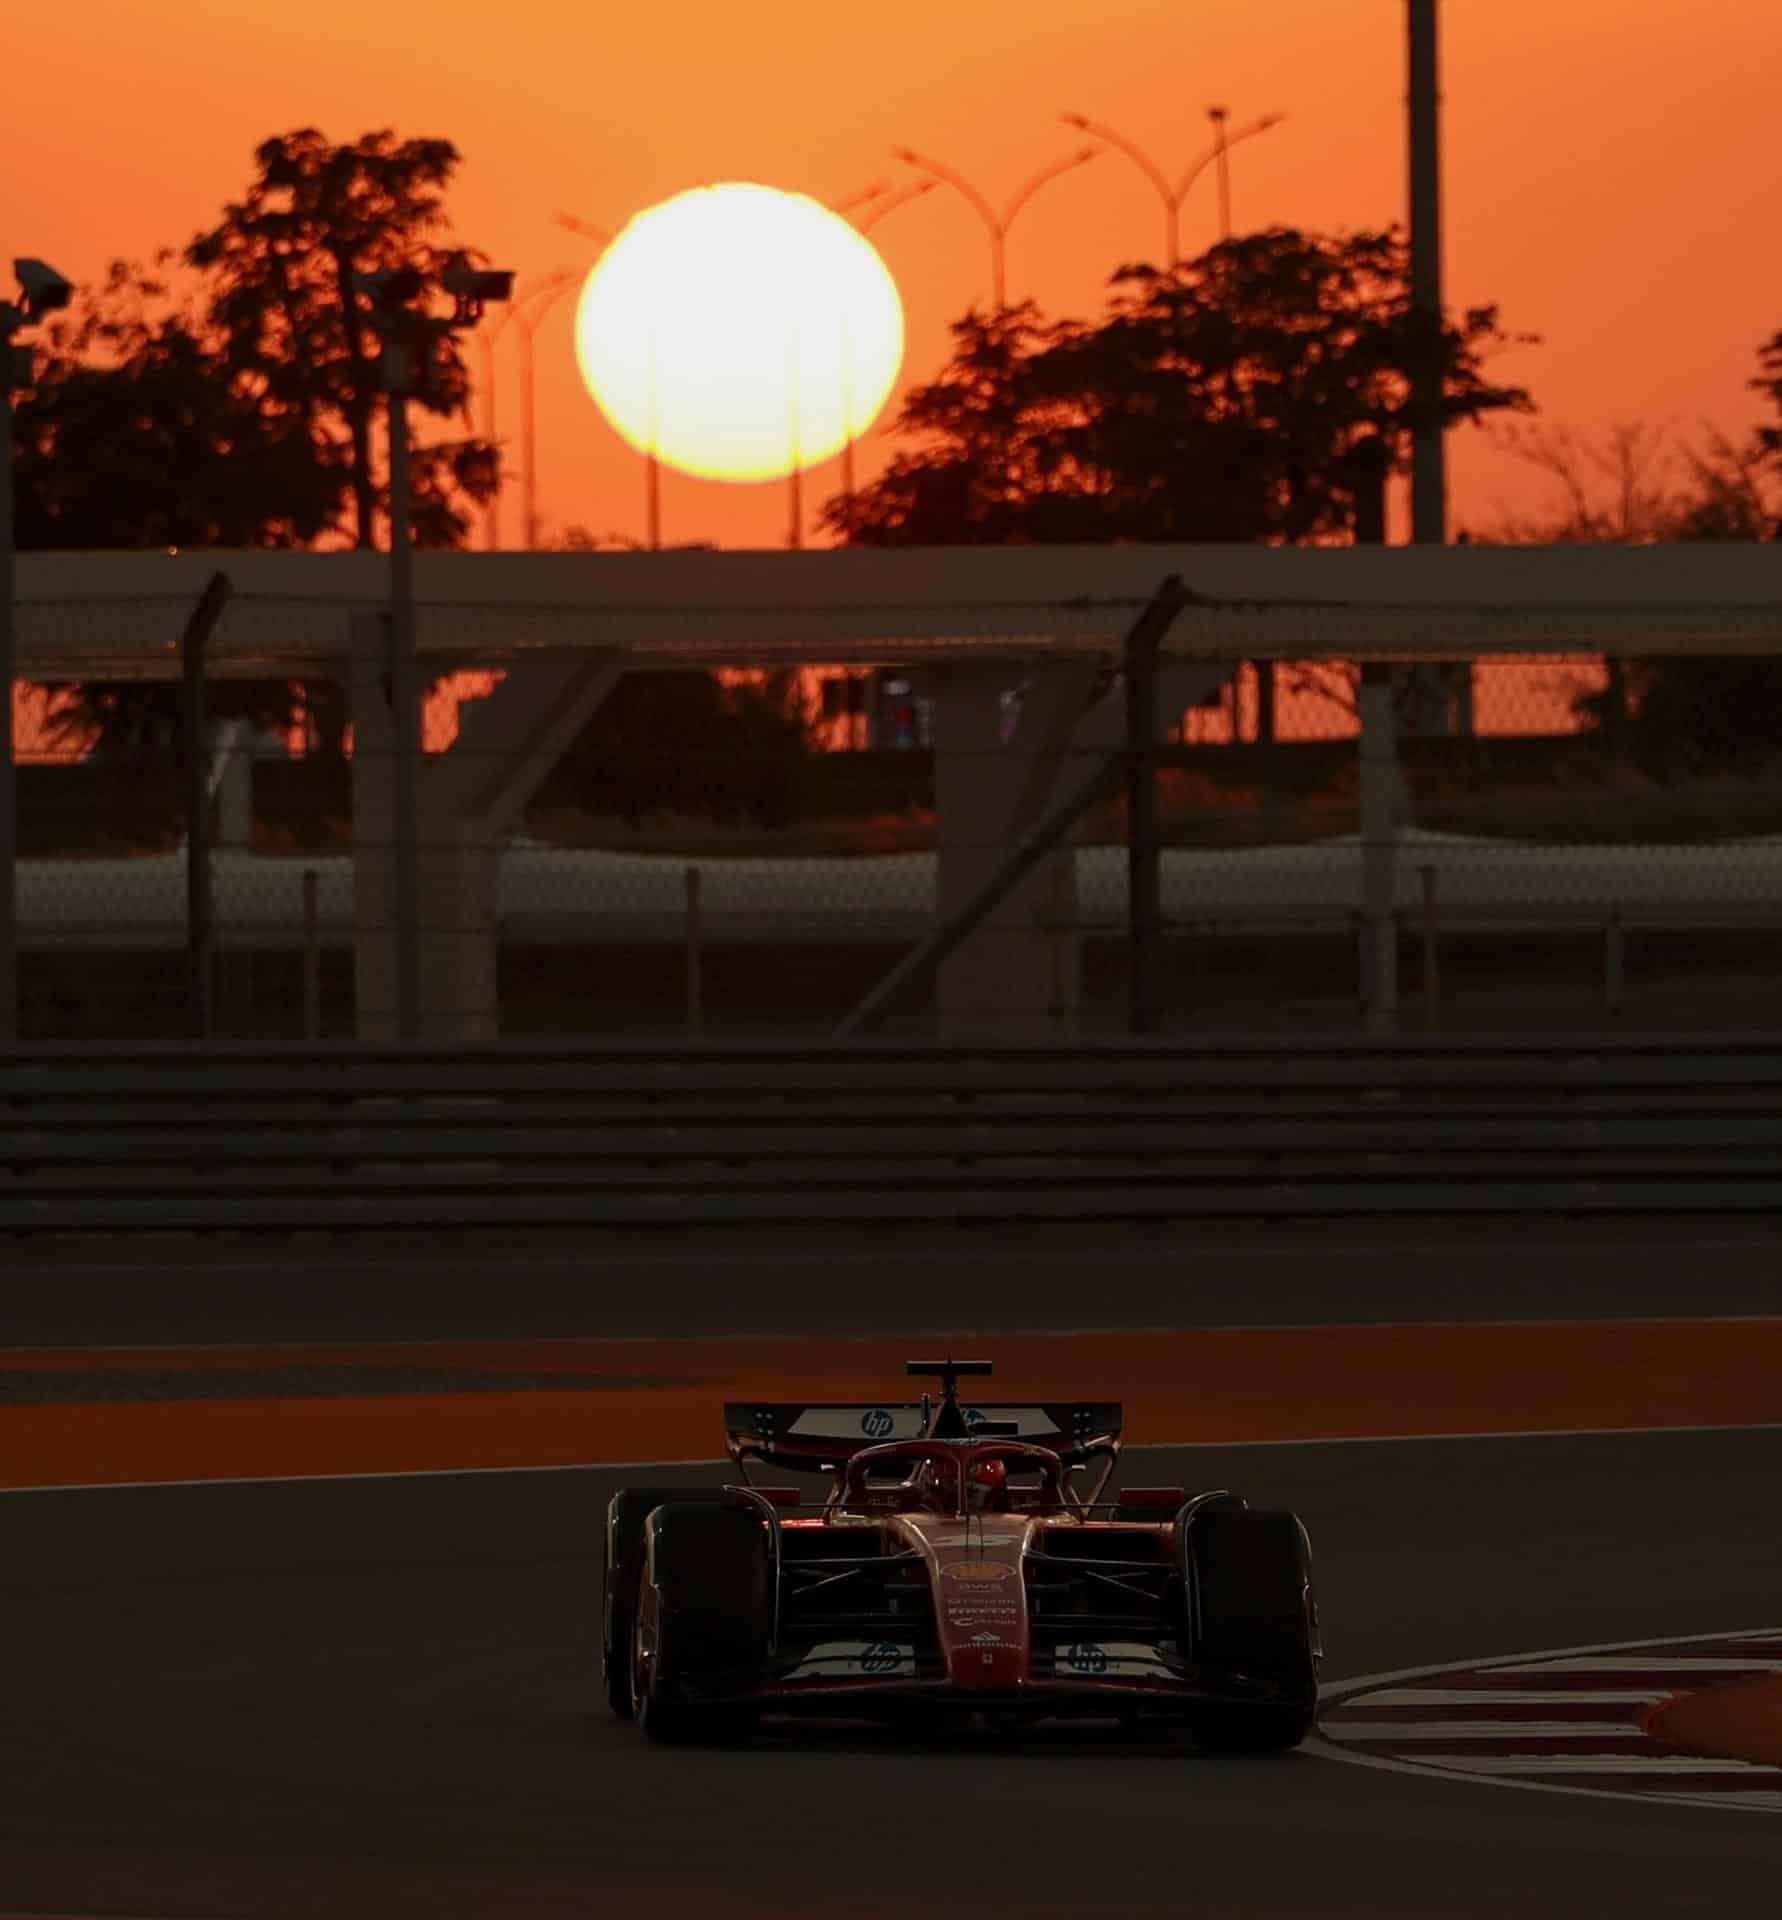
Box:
<box><xmin>4</xmin><ymin>1036</ymin><xmax>1781</xmax><ymax>1233</ymax></box>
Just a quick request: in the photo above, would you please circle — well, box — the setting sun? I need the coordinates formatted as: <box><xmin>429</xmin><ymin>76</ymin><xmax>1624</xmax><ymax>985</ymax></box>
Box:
<box><xmin>573</xmin><ymin>182</ymin><xmax>905</xmax><ymax>484</ymax></box>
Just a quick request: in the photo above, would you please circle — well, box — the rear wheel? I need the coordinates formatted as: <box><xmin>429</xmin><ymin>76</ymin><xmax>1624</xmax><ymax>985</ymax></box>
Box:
<box><xmin>633</xmin><ymin>1501</ymin><xmax>771</xmax><ymax>1744</ymax></box>
<box><xmin>603</xmin><ymin>1485</ymin><xmax>728</xmax><ymax>1719</ymax></box>
<box><xmin>1182</xmin><ymin>1506</ymin><xmax>1317</xmax><ymax>1754</ymax></box>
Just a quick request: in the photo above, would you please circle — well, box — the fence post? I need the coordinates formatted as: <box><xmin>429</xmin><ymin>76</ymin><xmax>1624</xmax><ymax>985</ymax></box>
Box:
<box><xmin>1420</xmin><ymin>862</ymin><xmax>1440</xmax><ymax>1028</ymax></box>
<box><xmin>1358</xmin><ymin>661</ymin><xmax>1400</xmax><ymax>1035</ymax></box>
<box><xmin>1603</xmin><ymin>910</ymin><xmax>1625</xmax><ymax>1016</ymax></box>
<box><xmin>1046</xmin><ymin>851</ymin><xmax>1072</xmax><ymax>1037</ymax></box>
<box><xmin>302</xmin><ymin>867</ymin><xmax>321</xmax><ymax>1042</ymax></box>
<box><xmin>684</xmin><ymin>864</ymin><xmax>703</xmax><ymax>1034</ymax></box>
<box><xmin>181</xmin><ymin>571</ymin><xmax>232</xmax><ymax>1041</ymax></box>
<box><xmin>1125</xmin><ymin>579</ymin><xmax>1180</xmax><ymax>1034</ymax></box>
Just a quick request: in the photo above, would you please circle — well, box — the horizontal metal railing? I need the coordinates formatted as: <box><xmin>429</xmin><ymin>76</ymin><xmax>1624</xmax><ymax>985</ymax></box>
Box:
<box><xmin>3</xmin><ymin>1036</ymin><xmax>1781</xmax><ymax>1233</ymax></box>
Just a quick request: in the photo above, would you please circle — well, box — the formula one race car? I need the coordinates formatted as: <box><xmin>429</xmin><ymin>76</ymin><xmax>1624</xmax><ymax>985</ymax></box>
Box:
<box><xmin>603</xmin><ymin>1359</ymin><xmax>1319</xmax><ymax>1749</ymax></box>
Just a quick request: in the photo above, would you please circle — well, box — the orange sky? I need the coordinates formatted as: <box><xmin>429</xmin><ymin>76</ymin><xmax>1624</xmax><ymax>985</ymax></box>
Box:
<box><xmin>6</xmin><ymin>1</ymin><xmax>1780</xmax><ymax>553</ymax></box>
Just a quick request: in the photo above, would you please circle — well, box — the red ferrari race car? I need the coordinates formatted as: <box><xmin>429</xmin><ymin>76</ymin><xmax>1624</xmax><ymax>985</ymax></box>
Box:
<box><xmin>603</xmin><ymin>1359</ymin><xmax>1320</xmax><ymax>1749</ymax></box>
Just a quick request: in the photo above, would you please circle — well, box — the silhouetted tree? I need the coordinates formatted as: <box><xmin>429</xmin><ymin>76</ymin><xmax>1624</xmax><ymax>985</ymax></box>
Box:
<box><xmin>15</xmin><ymin>128</ymin><xmax>499</xmax><ymax>764</ymax></box>
<box><xmin>13</xmin><ymin>260</ymin><xmax>337</xmax><ymax>553</ymax></box>
<box><xmin>1752</xmin><ymin>330</ymin><xmax>1782</xmax><ymax>490</ymax></box>
<box><xmin>1607</xmin><ymin>350</ymin><xmax>1782</xmax><ymax>773</ymax></box>
<box><xmin>826</xmin><ymin>230</ymin><xmax>1533</xmax><ymax>547</ymax></box>
<box><xmin>1472</xmin><ymin>421</ymin><xmax>1775</xmax><ymax>763</ymax></box>
<box><xmin>537</xmin><ymin>671</ymin><xmax>820</xmax><ymax>829</ymax></box>
<box><xmin>187</xmin><ymin>126</ymin><xmax>496</xmax><ymax>551</ymax></box>
<box><xmin>14</xmin><ymin>261</ymin><xmax>320</xmax><ymax>759</ymax></box>
<box><xmin>1475</xmin><ymin>411</ymin><xmax>1782</xmax><ymax>776</ymax></box>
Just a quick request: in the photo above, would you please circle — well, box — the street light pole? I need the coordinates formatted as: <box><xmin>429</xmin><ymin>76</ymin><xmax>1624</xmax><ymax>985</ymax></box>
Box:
<box><xmin>786</xmin><ymin>181</ymin><xmax>926</xmax><ymax>551</ymax></box>
<box><xmin>1207</xmin><ymin>106</ymin><xmax>1232</xmax><ymax>240</ymax></box>
<box><xmin>0</xmin><ymin>341</ymin><xmax>18</xmax><ymax>1047</ymax></box>
<box><xmin>832</xmin><ymin>180</ymin><xmax>892</xmax><ymax>219</ymax></box>
<box><xmin>0</xmin><ymin>258</ymin><xmax>72</xmax><ymax>1046</ymax></box>
<box><xmin>514</xmin><ymin>273</ymin><xmax>583</xmax><ymax>549</ymax></box>
<box><xmin>382</xmin><ymin>343</ymin><xmax>422</xmax><ymax>1041</ymax></box>
<box><xmin>892</xmin><ymin>145</ymin><xmax>1100</xmax><ymax>309</ymax></box>
<box><xmin>835</xmin><ymin>179</ymin><xmax>935</xmax><ymax>521</ymax></box>
<box><xmin>360</xmin><ymin>259</ymin><xmax>510</xmax><ymax>1040</ymax></box>
<box><xmin>484</xmin><ymin>251</ymin><xmax>602</xmax><ymax>551</ymax></box>
<box><xmin>561</xmin><ymin>212</ymin><xmax>680</xmax><ymax>547</ymax></box>
<box><xmin>856</xmin><ymin>177</ymin><xmax>936</xmax><ymax>237</ymax></box>
<box><xmin>1062</xmin><ymin>115</ymin><xmax>1175</xmax><ymax>266</ymax></box>
<box><xmin>1407</xmin><ymin>0</ymin><xmax>1447</xmax><ymax>548</ymax></box>
<box><xmin>1059</xmin><ymin>111</ymin><xmax>1285</xmax><ymax>265</ymax></box>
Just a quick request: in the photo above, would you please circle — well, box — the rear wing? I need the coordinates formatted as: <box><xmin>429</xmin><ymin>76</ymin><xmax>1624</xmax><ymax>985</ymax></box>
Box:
<box><xmin>724</xmin><ymin>1400</ymin><xmax>1123</xmax><ymax>1474</ymax></box>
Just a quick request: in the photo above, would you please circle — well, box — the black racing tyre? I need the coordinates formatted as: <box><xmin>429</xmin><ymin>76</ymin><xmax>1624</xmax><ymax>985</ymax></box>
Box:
<box><xmin>1182</xmin><ymin>1505</ymin><xmax>1317</xmax><ymax>1754</ymax></box>
<box><xmin>603</xmin><ymin>1485</ymin><xmax>728</xmax><ymax>1720</ymax></box>
<box><xmin>633</xmin><ymin>1501</ymin><xmax>771</xmax><ymax>1745</ymax></box>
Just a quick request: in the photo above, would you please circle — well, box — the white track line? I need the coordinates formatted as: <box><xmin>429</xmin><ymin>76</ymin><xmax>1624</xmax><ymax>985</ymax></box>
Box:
<box><xmin>1409</xmin><ymin>1755</ymin><xmax>1780</xmax><ymax>1777</ymax></box>
<box><xmin>1306</xmin><ymin>1627</ymin><xmax>1782</xmax><ymax>1816</ymax></box>
<box><xmin>1353</xmin><ymin>1688</ymin><xmax>1667</xmax><ymax>1707</ymax></box>
<box><xmin>1489</xmin><ymin>1656</ymin><xmax>1780</xmax><ymax>1674</ymax></box>
<box><xmin>1321</xmin><ymin>1721</ymin><xmax>1657</xmax><ymax>1741</ymax></box>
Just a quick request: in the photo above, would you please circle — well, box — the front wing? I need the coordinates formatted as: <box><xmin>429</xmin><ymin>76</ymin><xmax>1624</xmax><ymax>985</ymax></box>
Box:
<box><xmin>704</xmin><ymin>1632</ymin><xmax>1302</xmax><ymax>1717</ymax></box>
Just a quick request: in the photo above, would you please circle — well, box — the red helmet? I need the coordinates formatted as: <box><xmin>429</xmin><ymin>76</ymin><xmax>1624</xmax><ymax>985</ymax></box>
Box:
<box><xmin>966</xmin><ymin>1455</ymin><xmax>1009</xmax><ymax>1513</ymax></box>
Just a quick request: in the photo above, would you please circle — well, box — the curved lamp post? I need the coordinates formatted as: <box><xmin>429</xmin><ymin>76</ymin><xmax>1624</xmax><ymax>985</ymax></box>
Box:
<box><xmin>890</xmin><ymin>144</ymin><xmax>1100</xmax><ymax>309</ymax></box>
<box><xmin>1058</xmin><ymin>108</ymin><xmax>1284</xmax><ymax>264</ymax></box>
<box><xmin>830</xmin><ymin>177</ymin><xmax>934</xmax><ymax>526</ymax></box>
<box><xmin>832</xmin><ymin>179</ymin><xmax>892</xmax><ymax>220</ymax></box>
<box><xmin>480</xmin><ymin>266</ymin><xmax>592</xmax><ymax>549</ymax></box>
<box><xmin>789</xmin><ymin>182</ymin><xmax>932</xmax><ymax>550</ymax></box>
<box><xmin>556</xmin><ymin>212</ymin><xmax>681</xmax><ymax>547</ymax></box>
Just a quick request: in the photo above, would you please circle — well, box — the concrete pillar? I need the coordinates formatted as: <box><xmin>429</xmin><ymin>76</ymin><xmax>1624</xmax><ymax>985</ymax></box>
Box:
<box><xmin>350</xmin><ymin>614</ymin><xmax>622</xmax><ymax>1040</ymax></box>
<box><xmin>931</xmin><ymin>660</ymin><xmax>1100</xmax><ymax>1041</ymax></box>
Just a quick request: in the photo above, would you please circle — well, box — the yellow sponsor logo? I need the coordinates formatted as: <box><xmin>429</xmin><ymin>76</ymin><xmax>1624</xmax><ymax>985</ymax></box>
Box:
<box><xmin>945</xmin><ymin>1561</ymin><xmax>1012</xmax><ymax>1582</ymax></box>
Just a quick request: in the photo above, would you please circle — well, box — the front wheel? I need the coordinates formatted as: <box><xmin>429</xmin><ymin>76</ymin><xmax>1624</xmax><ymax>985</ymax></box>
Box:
<box><xmin>633</xmin><ymin>1501</ymin><xmax>771</xmax><ymax>1744</ymax></box>
<box><xmin>1182</xmin><ymin>1505</ymin><xmax>1318</xmax><ymax>1754</ymax></box>
<box><xmin>603</xmin><ymin>1485</ymin><xmax>729</xmax><ymax>1719</ymax></box>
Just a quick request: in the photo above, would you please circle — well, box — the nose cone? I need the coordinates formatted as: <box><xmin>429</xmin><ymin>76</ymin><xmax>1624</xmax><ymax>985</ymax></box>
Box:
<box><xmin>901</xmin><ymin>1519</ymin><xmax>1032</xmax><ymax>1690</ymax></box>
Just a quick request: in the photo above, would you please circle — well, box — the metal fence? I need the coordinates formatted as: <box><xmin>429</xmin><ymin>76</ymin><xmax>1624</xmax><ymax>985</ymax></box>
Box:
<box><xmin>14</xmin><ymin>651</ymin><xmax>1782</xmax><ymax>1040</ymax></box>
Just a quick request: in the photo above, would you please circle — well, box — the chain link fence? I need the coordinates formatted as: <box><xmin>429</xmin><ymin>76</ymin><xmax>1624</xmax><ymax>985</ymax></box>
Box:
<box><xmin>14</xmin><ymin>647</ymin><xmax>1782</xmax><ymax>1039</ymax></box>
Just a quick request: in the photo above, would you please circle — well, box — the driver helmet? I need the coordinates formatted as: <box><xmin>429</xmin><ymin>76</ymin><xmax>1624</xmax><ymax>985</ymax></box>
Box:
<box><xmin>966</xmin><ymin>1454</ymin><xmax>1009</xmax><ymax>1513</ymax></box>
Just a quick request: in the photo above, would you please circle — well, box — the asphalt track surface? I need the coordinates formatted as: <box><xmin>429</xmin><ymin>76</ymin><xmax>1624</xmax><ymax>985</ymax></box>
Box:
<box><xmin>4</xmin><ymin>1227</ymin><xmax>1780</xmax><ymax>1917</ymax></box>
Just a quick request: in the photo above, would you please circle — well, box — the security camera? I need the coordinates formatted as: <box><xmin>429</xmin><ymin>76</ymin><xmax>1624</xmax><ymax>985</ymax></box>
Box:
<box><xmin>350</xmin><ymin>265</ymin><xmax>426</xmax><ymax>305</ymax></box>
<box><xmin>440</xmin><ymin>259</ymin><xmax>513</xmax><ymax>305</ymax></box>
<box><xmin>14</xmin><ymin>257</ymin><xmax>73</xmax><ymax>317</ymax></box>
<box><xmin>440</xmin><ymin>256</ymin><xmax>513</xmax><ymax>322</ymax></box>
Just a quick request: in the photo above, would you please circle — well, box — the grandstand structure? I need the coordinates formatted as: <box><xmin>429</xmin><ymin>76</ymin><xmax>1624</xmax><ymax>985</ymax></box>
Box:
<box><xmin>14</xmin><ymin>541</ymin><xmax>1782</xmax><ymax>1040</ymax></box>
